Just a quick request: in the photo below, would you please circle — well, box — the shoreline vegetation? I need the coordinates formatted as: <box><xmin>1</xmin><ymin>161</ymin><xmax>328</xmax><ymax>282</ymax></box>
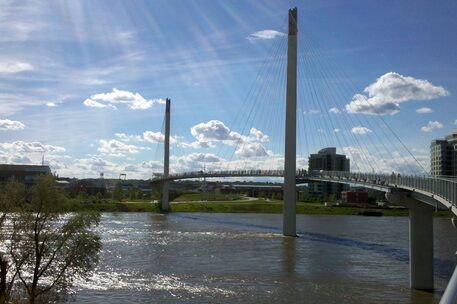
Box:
<box><xmin>71</xmin><ymin>195</ymin><xmax>452</xmax><ymax>217</ymax></box>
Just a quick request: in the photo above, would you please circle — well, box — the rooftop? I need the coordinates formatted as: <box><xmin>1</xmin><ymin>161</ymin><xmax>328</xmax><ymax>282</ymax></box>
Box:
<box><xmin>318</xmin><ymin>147</ymin><xmax>337</xmax><ymax>154</ymax></box>
<box><xmin>0</xmin><ymin>164</ymin><xmax>51</xmax><ymax>173</ymax></box>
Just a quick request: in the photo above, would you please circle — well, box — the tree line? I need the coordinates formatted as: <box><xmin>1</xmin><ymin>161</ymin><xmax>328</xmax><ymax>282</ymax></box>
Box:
<box><xmin>0</xmin><ymin>175</ymin><xmax>101</xmax><ymax>304</ymax></box>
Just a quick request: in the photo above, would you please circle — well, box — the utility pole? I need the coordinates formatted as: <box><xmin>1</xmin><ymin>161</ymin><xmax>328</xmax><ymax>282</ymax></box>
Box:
<box><xmin>283</xmin><ymin>7</ymin><xmax>297</xmax><ymax>237</ymax></box>
<box><xmin>162</xmin><ymin>98</ymin><xmax>171</xmax><ymax>212</ymax></box>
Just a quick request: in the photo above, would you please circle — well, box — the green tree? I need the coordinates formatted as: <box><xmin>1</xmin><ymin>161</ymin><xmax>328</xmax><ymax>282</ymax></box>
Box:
<box><xmin>0</xmin><ymin>179</ymin><xmax>26</xmax><ymax>303</ymax></box>
<box><xmin>327</xmin><ymin>194</ymin><xmax>337</xmax><ymax>202</ymax></box>
<box><xmin>113</xmin><ymin>183</ymin><xmax>124</xmax><ymax>202</ymax></box>
<box><xmin>128</xmin><ymin>187</ymin><xmax>143</xmax><ymax>201</ymax></box>
<box><xmin>0</xmin><ymin>175</ymin><xmax>101</xmax><ymax>304</ymax></box>
<box><xmin>299</xmin><ymin>191</ymin><xmax>311</xmax><ymax>202</ymax></box>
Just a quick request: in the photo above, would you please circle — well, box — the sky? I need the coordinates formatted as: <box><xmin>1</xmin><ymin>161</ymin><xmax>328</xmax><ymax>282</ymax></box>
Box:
<box><xmin>0</xmin><ymin>0</ymin><xmax>456</xmax><ymax>179</ymax></box>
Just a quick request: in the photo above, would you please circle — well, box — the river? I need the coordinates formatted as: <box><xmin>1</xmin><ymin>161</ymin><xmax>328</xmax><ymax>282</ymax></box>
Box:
<box><xmin>71</xmin><ymin>213</ymin><xmax>457</xmax><ymax>303</ymax></box>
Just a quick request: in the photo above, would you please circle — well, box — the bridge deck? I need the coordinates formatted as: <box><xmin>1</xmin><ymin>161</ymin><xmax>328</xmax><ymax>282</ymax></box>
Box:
<box><xmin>152</xmin><ymin>170</ymin><xmax>457</xmax><ymax>213</ymax></box>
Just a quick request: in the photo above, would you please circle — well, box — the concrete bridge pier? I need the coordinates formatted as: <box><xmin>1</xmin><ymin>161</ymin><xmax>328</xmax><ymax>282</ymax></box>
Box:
<box><xmin>386</xmin><ymin>191</ymin><xmax>434</xmax><ymax>290</ymax></box>
<box><xmin>161</xmin><ymin>181</ymin><xmax>169</xmax><ymax>212</ymax></box>
<box><xmin>283</xmin><ymin>7</ymin><xmax>297</xmax><ymax>237</ymax></box>
<box><xmin>161</xmin><ymin>98</ymin><xmax>171</xmax><ymax>212</ymax></box>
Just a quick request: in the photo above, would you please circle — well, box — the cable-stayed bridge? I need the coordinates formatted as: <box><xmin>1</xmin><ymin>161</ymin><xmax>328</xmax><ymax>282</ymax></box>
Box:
<box><xmin>149</xmin><ymin>8</ymin><xmax>457</xmax><ymax>300</ymax></box>
<box><xmin>153</xmin><ymin>169</ymin><xmax>457</xmax><ymax>214</ymax></box>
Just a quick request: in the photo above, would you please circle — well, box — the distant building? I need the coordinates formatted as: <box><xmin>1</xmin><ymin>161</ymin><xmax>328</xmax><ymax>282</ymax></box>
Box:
<box><xmin>308</xmin><ymin>147</ymin><xmax>350</xmax><ymax>199</ymax></box>
<box><xmin>341</xmin><ymin>190</ymin><xmax>369</xmax><ymax>205</ymax></box>
<box><xmin>69</xmin><ymin>179</ymin><xmax>106</xmax><ymax>196</ymax></box>
<box><xmin>431</xmin><ymin>129</ymin><xmax>457</xmax><ymax>177</ymax></box>
<box><xmin>0</xmin><ymin>164</ymin><xmax>51</xmax><ymax>185</ymax></box>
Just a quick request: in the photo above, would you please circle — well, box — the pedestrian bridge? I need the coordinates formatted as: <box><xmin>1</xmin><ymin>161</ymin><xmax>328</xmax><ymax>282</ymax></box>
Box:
<box><xmin>152</xmin><ymin>169</ymin><xmax>457</xmax><ymax>214</ymax></box>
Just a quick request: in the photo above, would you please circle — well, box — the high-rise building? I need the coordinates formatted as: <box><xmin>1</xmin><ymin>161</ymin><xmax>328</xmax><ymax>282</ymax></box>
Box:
<box><xmin>308</xmin><ymin>147</ymin><xmax>350</xmax><ymax>200</ymax></box>
<box><xmin>431</xmin><ymin>129</ymin><xmax>457</xmax><ymax>177</ymax></box>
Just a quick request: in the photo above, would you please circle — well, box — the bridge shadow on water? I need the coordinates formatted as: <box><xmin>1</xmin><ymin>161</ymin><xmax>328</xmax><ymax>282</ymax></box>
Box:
<box><xmin>170</xmin><ymin>213</ymin><xmax>454</xmax><ymax>280</ymax></box>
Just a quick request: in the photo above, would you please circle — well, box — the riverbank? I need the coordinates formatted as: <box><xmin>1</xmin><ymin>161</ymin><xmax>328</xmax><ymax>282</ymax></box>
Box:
<box><xmin>71</xmin><ymin>199</ymin><xmax>451</xmax><ymax>217</ymax></box>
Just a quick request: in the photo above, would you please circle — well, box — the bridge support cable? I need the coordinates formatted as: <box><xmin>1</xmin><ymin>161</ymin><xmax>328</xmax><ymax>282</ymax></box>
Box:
<box><xmin>313</xmin><ymin>44</ymin><xmax>415</xmax><ymax>173</ymax></box>
<box><xmin>296</xmin><ymin>31</ymin><xmax>380</xmax><ymax>173</ymax></box>
<box><xmin>299</xmin><ymin>26</ymin><xmax>427</xmax><ymax>175</ymax></box>
<box><xmin>298</xmin><ymin>46</ymin><xmax>373</xmax><ymax>172</ymax></box>
<box><xmin>297</xmin><ymin>31</ymin><xmax>379</xmax><ymax>172</ymax></box>
<box><xmin>151</xmin><ymin>116</ymin><xmax>165</xmax><ymax>179</ymax></box>
<box><xmin>386</xmin><ymin>191</ymin><xmax>434</xmax><ymax>290</ymax></box>
<box><xmin>269</xmin><ymin>52</ymin><xmax>288</xmax><ymax>161</ymax></box>
<box><xmin>162</xmin><ymin>98</ymin><xmax>171</xmax><ymax>212</ymax></box>
<box><xmin>298</xmin><ymin>34</ymin><xmax>406</xmax><ymax>174</ymax></box>
<box><xmin>283</xmin><ymin>7</ymin><xmax>298</xmax><ymax>237</ymax></box>
<box><xmin>261</xmin><ymin>38</ymin><xmax>288</xmax><ymax>163</ymax></box>
<box><xmin>232</xmin><ymin>37</ymin><xmax>287</xmax><ymax>165</ymax></box>
<box><xmin>224</xmin><ymin>33</ymin><xmax>287</xmax><ymax>170</ymax></box>
<box><xmin>298</xmin><ymin>42</ymin><xmax>375</xmax><ymax>173</ymax></box>
<box><xmin>210</xmin><ymin>17</ymin><xmax>287</xmax><ymax>170</ymax></box>
<box><xmin>299</xmin><ymin>45</ymin><xmax>339</xmax><ymax>155</ymax></box>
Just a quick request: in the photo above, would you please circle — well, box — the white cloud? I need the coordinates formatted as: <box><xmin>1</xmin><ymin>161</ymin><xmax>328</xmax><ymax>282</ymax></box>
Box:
<box><xmin>9</xmin><ymin>155</ymin><xmax>32</xmax><ymax>164</ymax></box>
<box><xmin>97</xmin><ymin>139</ymin><xmax>141</xmax><ymax>156</ymax></box>
<box><xmin>0</xmin><ymin>119</ymin><xmax>25</xmax><ymax>131</ymax></box>
<box><xmin>0</xmin><ymin>1</ymin><xmax>45</xmax><ymax>42</ymax></box>
<box><xmin>115</xmin><ymin>131</ymin><xmax>177</xmax><ymax>145</ymax></box>
<box><xmin>143</xmin><ymin>131</ymin><xmax>177</xmax><ymax>144</ymax></box>
<box><xmin>189</xmin><ymin>120</ymin><xmax>270</xmax><ymax>154</ymax></box>
<box><xmin>175</xmin><ymin>153</ymin><xmax>224</xmax><ymax>171</ymax></box>
<box><xmin>83</xmin><ymin>98</ymin><xmax>117</xmax><ymax>109</ymax></box>
<box><xmin>0</xmin><ymin>141</ymin><xmax>65</xmax><ymax>153</ymax></box>
<box><xmin>143</xmin><ymin>131</ymin><xmax>166</xmax><ymax>143</ymax></box>
<box><xmin>49</xmin><ymin>156</ymin><xmax>163</xmax><ymax>179</ymax></box>
<box><xmin>115</xmin><ymin>132</ymin><xmax>143</xmax><ymax>142</ymax></box>
<box><xmin>0</xmin><ymin>92</ymin><xmax>73</xmax><ymax>116</ymax></box>
<box><xmin>247</xmin><ymin>30</ymin><xmax>286</xmax><ymax>41</ymax></box>
<box><xmin>416</xmin><ymin>107</ymin><xmax>433</xmax><ymax>114</ymax></box>
<box><xmin>342</xmin><ymin>146</ymin><xmax>429</xmax><ymax>174</ymax></box>
<box><xmin>235</xmin><ymin>143</ymin><xmax>269</xmax><ymax>158</ymax></box>
<box><xmin>0</xmin><ymin>60</ymin><xmax>33</xmax><ymax>74</ymax></box>
<box><xmin>346</xmin><ymin>93</ymin><xmax>401</xmax><ymax>115</ymax></box>
<box><xmin>46</xmin><ymin>102</ymin><xmax>58</xmax><ymax>107</ymax></box>
<box><xmin>83</xmin><ymin>88</ymin><xmax>165</xmax><ymax>110</ymax></box>
<box><xmin>333</xmin><ymin>128</ymin><xmax>341</xmax><ymax>133</ymax></box>
<box><xmin>182</xmin><ymin>153</ymin><xmax>222</xmax><ymax>163</ymax></box>
<box><xmin>171</xmin><ymin>152</ymin><xmax>287</xmax><ymax>173</ymax></box>
<box><xmin>421</xmin><ymin>121</ymin><xmax>443</xmax><ymax>132</ymax></box>
<box><xmin>329</xmin><ymin>107</ymin><xmax>340</xmax><ymax>114</ymax></box>
<box><xmin>191</xmin><ymin>120</ymin><xmax>238</xmax><ymax>142</ymax></box>
<box><xmin>346</xmin><ymin>72</ymin><xmax>448</xmax><ymax>115</ymax></box>
<box><xmin>249</xmin><ymin>128</ymin><xmax>269</xmax><ymax>142</ymax></box>
<box><xmin>303</xmin><ymin>109</ymin><xmax>320</xmax><ymax>115</ymax></box>
<box><xmin>180</xmin><ymin>141</ymin><xmax>215</xmax><ymax>149</ymax></box>
<box><xmin>351</xmin><ymin>126</ymin><xmax>372</xmax><ymax>135</ymax></box>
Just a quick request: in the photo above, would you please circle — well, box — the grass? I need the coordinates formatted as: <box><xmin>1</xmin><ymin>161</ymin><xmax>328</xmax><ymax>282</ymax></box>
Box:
<box><xmin>173</xmin><ymin>193</ymin><xmax>242</xmax><ymax>202</ymax></box>
<box><xmin>67</xmin><ymin>198</ymin><xmax>452</xmax><ymax>217</ymax></box>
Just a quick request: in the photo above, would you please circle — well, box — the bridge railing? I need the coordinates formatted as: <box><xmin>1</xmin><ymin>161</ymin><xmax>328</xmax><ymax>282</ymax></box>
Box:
<box><xmin>153</xmin><ymin>169</ymin><xmax>457</xmax><ymax>207</ymax></box>
<box><xmin>164</xmin><ymin>169</ymin><xmax>285</xmax><ymax>180</ymax></box>
<box><xmin>311</xmin><ymin>171</ymin><xmax>457</xmax><ymax>207</ymax></box>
